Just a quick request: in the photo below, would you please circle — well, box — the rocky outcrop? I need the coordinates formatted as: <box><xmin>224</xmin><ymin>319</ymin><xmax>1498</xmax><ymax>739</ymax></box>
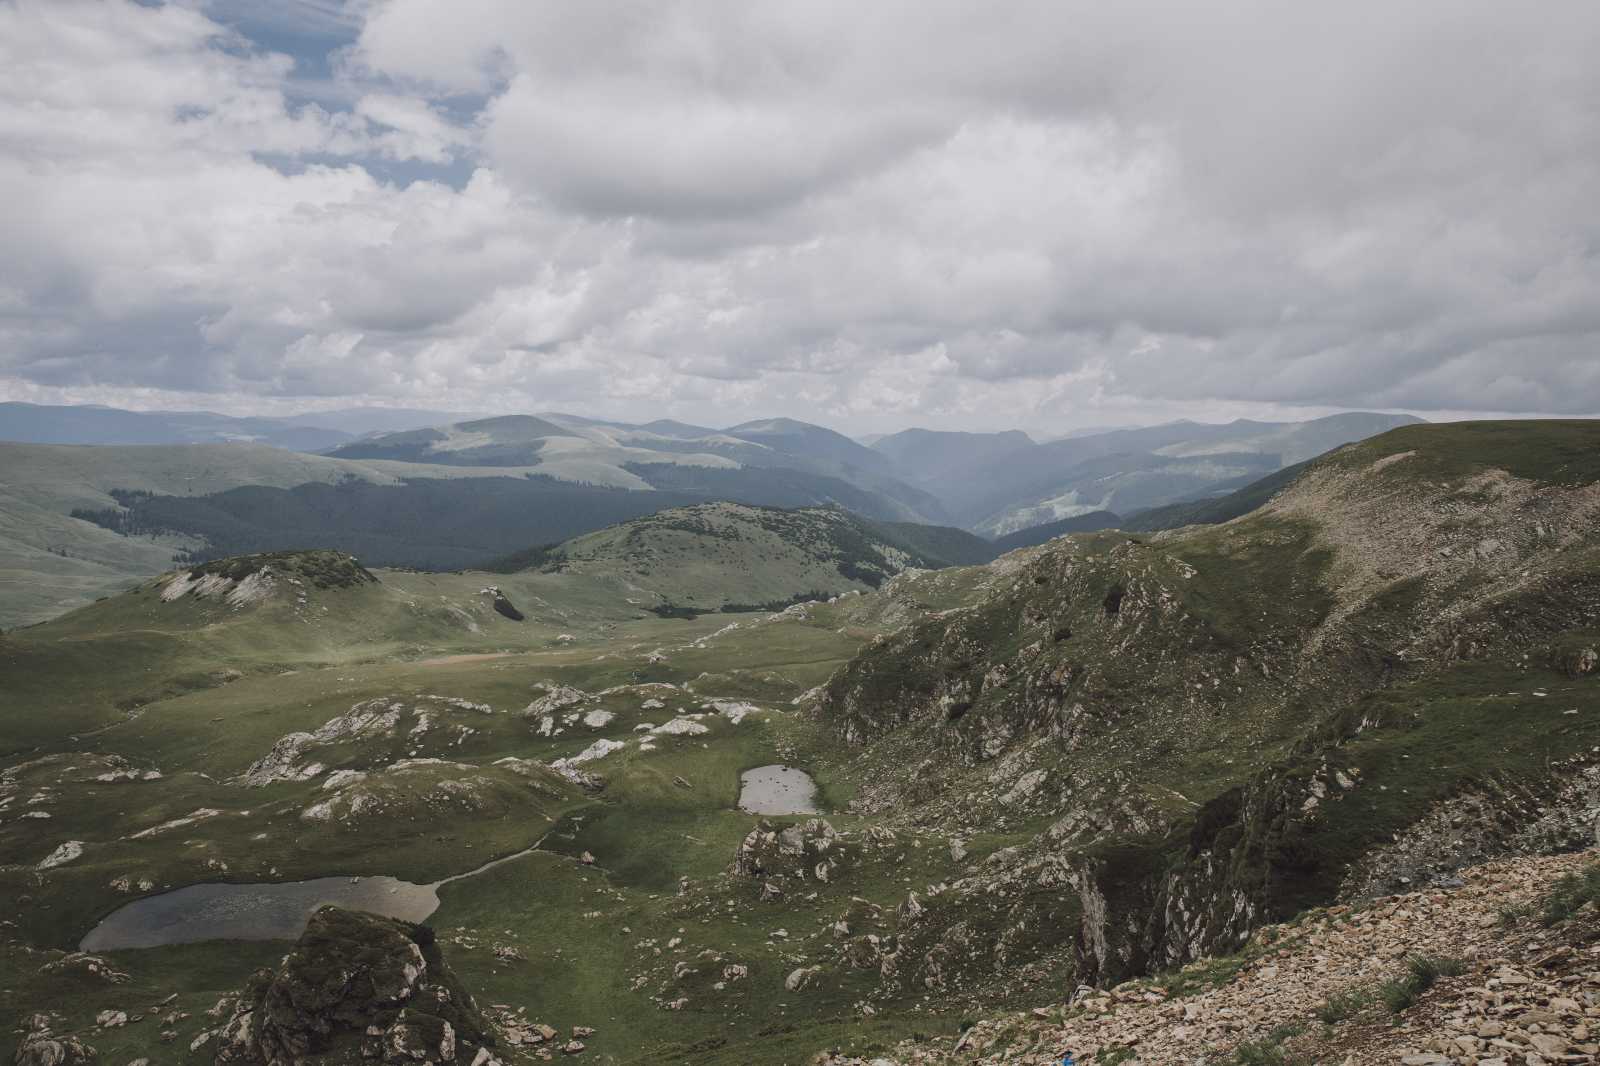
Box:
<box><xmin>238</xmin><ymin>696</ymin><xmax>497</xmax><ymax>787</ymax></box>
<box><xmin>734</xmin><ymin>818</ymin><xmax>846</xmax><ymax>887</ymax></box>
<box><xmin>205</xmin><ymin>907</ymin><xmax>494</xmax><ymax>1066</ymax></box>
<box><xmin>12</xmin><ymin>1014</ymin><xmax>95</xmax><ymax>1066</ymax></box>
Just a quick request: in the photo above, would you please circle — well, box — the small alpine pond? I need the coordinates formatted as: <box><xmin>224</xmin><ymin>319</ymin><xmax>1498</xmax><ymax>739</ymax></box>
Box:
<box><xmin>737</xmin><ymin>764</ymin><xmax>820</xmax><ymax>815</ymax></box>
<box><xmin>79</xmin><ymin>839</ymin><xmax>546</xmax><ymax>951</ymax></box>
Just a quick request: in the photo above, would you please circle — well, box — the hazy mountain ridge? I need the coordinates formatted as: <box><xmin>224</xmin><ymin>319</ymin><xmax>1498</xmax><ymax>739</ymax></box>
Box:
<box><xmin>0</xmin><ymin>402</ymin><xmax>463</xmax><ymax>451</ymax></box>
<box><xmin>871</xmin><ymin>412</ymin><xmax>1424</xmax><ymax>535</ymax></box>
<box><xmin>0</xmin><ymin>408</ymin><xmax>1421</xmax><ymax>628</ymax></box>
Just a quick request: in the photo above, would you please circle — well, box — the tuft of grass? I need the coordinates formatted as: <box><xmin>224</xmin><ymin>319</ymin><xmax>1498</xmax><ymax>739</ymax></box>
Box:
<box><xmin>1497</xmin><ymin>902</ymin><xmax>1533</xmax><ymax>928</ymax></box>
<box><xmin>1378</xmin><ymin>954</ymin><xmax>1465</xmax><ymax>1014</ymax></box>
<box><xmin>1314</xmin><ymin>986</ymin><xmax>1373</xmax><ymax>1024</ymax></box>
<box><xmin>1231</xmin><ymin>1024</ymin><xmax>1305</xmax><ymax>1065</ymax></box>
<box><xmin>1097</xmin><ymin>1047</ymin><xmax>1136</xmax><ymax>1065</ymax></box>
<box><xmin>1541</xmin><ymin>863</ymin><xmax>1600</xmax><ymax>926</ymax></box>
<box><xmin>1152</xmin><ymin>951</ymin><xmax>1253</xmax><ymax>999</ymax></box>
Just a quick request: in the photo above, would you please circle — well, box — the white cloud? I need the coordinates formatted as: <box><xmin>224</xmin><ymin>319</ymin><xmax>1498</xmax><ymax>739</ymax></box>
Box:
<box><xmin>0</xmin><ymin>0</ymin><xmax>1598</xmax><ymax>433</ymax></box>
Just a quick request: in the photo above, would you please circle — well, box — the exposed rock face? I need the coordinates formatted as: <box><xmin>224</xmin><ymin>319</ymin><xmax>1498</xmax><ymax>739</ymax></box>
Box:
<box><xmin>208</xmin><ymin>907</ymin><xmax>494</xmax><ymax>1066</ymax></box>
<box><xmin>522</xmin><ymin>686</ymin><xmax>591</xmax><ymax>720</ymax></box>
<box><xmin>34</xmin><ymin>841</ymin><xmax>83</xmax><ymax>870</ymax></box>
<box><xmin>735</xmin><ymin>818</ymin><xmax>845</xmax><ymax>884</ymax></box>
<box><xmin>159</xmin><ymin>551</ymin><xmax>375</xmax><ymax>609</ymax></box>
<box><xmin>12</xmin><ymin>1014</ymin><xmax>96</xmax><ymax>1066</ymax></box>
<box><xmin>36</xmin><ymin>953</ymin><xmax>128</xmax><ymax>984</ymax></box>
<box><xmin>479</xmin><ymin>586</ymin><xmax>525</xmax><ymax>621</ymax></box>
<box><xmin>1342</xmin><ymin>753</ymin><xmax>1600</xmax><ymax>898</ymax></box>
<box><xmin>238</xmin><ymin>695</ymin><xmax>498</xmax><ymax>788</ymax></box>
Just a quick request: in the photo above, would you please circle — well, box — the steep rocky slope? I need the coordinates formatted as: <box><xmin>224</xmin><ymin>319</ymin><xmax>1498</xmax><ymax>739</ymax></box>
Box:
<box><xmin>811</xmin><ymin>421</ymin><xmax>1600</xmax><ymax>998</ymax></box>
<box><xmin>818</xmin><ymin>849</ymin><xmax>1600</xmax><ymax>1065</ymax></box>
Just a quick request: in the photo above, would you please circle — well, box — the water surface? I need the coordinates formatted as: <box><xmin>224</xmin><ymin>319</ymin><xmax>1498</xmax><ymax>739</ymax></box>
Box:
<box><xmin>738</xmin><ymin>764</ymin><xmax>820</xmax><ymax>815</ymax></box>
<box><xmin>81</xmin><ymin>876</ymin><xmax>438</xmax><ymax>951</ymax></box>
<box><xmin>80</xmin><ymin>839</ymin><xmax>546</xmax><ymax>951</ymax></box>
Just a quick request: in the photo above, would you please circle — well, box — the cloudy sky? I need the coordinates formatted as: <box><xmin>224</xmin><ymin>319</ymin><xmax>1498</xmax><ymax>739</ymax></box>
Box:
<box><xmin>2</xmin><ymin>0</ymin><xmax>1598</xmax><ymax>434</ymax></box>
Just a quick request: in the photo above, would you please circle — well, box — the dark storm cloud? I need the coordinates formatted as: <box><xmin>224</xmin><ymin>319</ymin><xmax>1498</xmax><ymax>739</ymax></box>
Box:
<box><xmin>1</xmin><ymin>0</ymin><xmax>1597</xmax><ymax>430</ymax></box>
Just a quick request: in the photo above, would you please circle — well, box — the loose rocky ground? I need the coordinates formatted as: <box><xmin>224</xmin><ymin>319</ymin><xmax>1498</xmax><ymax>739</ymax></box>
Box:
<box><xmin>814</xmin><ymin>850</ymin><xmax>1600</xmax><ymax>1065</ymax></box>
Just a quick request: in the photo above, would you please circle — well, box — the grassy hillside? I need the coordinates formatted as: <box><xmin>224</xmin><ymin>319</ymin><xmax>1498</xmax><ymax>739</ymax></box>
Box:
<box><xmin>815</xmin><ymin>418</ymin><xmax>1600</xmax><ymax>995</ymax></box>
<box><xmin>518</xmin><ymin>502</ymin><xmax>990</xmax><ymax>614</ymax></box>
<box><xmin>0</xmin><ymin>435</ymin><xmax>938</xmax><ymax>627</ymax></box>
<box><xmin>72</xmin><ymin>476</ymin><xmax>709</xmax><ymax>571</ymax></box>
<box><xmin>0</xmin><ymin>442</ymin><xmax>576</xmax><ymax>628</ymax></box>
<box><xmin>4</xmin><ymin>420</ymin><xmax>1599</xmax><ymax>1066</ymax></box>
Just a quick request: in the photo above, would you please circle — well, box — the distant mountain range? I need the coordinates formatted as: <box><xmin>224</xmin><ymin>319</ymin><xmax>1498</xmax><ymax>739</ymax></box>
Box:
<box><xmin>0</xmin><ymin>402</ymin><xmax>465</xmax><ymax>451</ymax></box>
<box><xmin>0</xmin><ymin>404</ymin><xmax>1423</xmax><ymax>626</ymax></box>
<box><xmin>869</xmin><ymin>411</ymin><xmax>1424</xmax><ymax>535</ymax></box>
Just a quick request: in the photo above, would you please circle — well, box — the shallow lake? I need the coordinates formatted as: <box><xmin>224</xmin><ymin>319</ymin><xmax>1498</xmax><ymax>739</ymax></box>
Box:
<box><xmin>79</xmin><ymin>839</ymin><xmax>544</xmax><ymax>951</ymax></box>
<box><xmin>80</xmin><ymin>876</ymin><xmax>439</xmax><ymax>951</ymax></box>
<box><xmin>737</xmin><ymin>764</ymin><xmax>820</xmax><ymax>815</ymax></box>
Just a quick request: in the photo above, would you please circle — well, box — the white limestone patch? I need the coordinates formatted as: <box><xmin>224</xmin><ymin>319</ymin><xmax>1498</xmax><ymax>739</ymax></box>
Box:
<box><xmin>159</xmin><ymin>568</ymin><xmax>278</xmax><ymax>608</ymax></box>
<box><xmin>556</xmin><ymin>739</ymin><xmax>625</xmax><ymax>768</ymax></box>
<box><xmin>651</xmin><ymin>717</ymin><xmax>710</xmax><ymax>736</ymax></box>
<box><xmin>708</xmin><ymin>700</ymin><xmax>757</xmax><ymax>724</ymax></box>
<box><xmin>37</xmin><ymin>840</ymin><xmax>85</xmax><ymax>869</ymax></box>
<box><xmin>239</xmin><ymin>696</ymin><xmax>487</xmax><ymax>787</ymax></box>
<box><xmin>130</xmin><ymin>808</ymin><xmax>223</xmax><ymax>840</ymax></box>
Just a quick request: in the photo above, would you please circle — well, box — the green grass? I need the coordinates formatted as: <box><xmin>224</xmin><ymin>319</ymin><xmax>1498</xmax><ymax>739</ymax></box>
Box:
<box><xmin>1230</xmin><ymin>1024</ymin><xmax>1305</xmax><ymax>1066</ymax></box>
<box><xmin>1541</xmin><ymin>862</ymin><xmax>1600</xmax><ymax>926</ymax></box>
<box><xmin>1330</xmin><ymin>420</ymin><xmax>1600</xmax><ymax>487</ymax></box>
<box><xmin>0</xmin><ymin>939</ymin><xmax>285</xmax><ymax>1065</ymax></box>
<box><xmin>9</xmin><ymin>420</ymin><xmax>1600</xmax><ymax>1065</ymax></box>
<box><xmin>1377</xmin><ymin>955</ymin><xmax>1465</xmax><ymax>1014</ymax></box>
<box><xmin>1314</xmin><ymin>986</ymin><xmax>1373</xmax><ymax>1024</ymax></box>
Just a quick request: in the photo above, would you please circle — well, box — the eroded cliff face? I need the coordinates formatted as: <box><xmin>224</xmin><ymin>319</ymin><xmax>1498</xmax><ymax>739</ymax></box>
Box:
<box><xmin>813</xmin><ymin>442</ymin><xmax>1600</xmax><ymax>995</ymax></box>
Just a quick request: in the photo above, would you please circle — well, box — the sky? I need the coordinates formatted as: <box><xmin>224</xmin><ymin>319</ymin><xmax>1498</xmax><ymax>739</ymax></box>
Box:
<box><xmin>1</xmin><ymin>0</ymin><xmax>1598</xmax><ymax>435</ymax></box>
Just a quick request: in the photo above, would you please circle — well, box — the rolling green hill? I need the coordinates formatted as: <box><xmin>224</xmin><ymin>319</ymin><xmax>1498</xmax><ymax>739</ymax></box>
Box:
<box><xmin>500</xmin><ymin>502</ymin><xmax>996</xmax><ymax>614</ymax></box>
<box><xmin>0</xmin><ymin>434</ymin><xmax>946</xmax><ymax>628</ymax></box>
<box><xmin>0</xmin><ymin>441</ymin><xmax>622</xmax><ymax>629</ymax></box>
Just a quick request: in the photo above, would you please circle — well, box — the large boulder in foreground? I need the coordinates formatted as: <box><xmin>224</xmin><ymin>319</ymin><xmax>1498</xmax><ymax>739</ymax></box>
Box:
<box><xmin>210</xmin><ymin>906</ymin><xmax>495</xmax><ymax>1065</ymax></box>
